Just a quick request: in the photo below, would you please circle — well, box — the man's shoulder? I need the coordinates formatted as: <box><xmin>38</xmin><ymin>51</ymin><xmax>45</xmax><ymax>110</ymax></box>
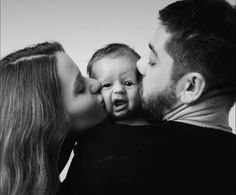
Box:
<box><xmin>89</xmin><ymin>120</ymin><xmax>235</xmax><ymax>134</ymax></box>
<box><xmin>80</xmin><ymin>120</ymin><xmax>235</xmax><ymax>142</ymax></box>
<box><xmin>67</xmin><ymin>121</ymin><xmax>235</xmax><ymax>195</ymax></box>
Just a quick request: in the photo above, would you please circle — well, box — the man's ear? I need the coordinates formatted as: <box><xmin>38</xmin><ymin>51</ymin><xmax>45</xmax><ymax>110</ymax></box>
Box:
<box><xmin>179</xmin><ymin>73</ymin><xmax>206</xmax><ymax>104</ymax></box>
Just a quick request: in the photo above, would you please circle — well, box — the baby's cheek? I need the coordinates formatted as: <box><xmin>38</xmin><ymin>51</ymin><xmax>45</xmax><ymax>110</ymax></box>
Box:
<box><xmin>129</xmin><ymin>91</ymin><xmax>141</xmax><ymax>109</ymax></box>
<box><xmin>136</xmin><ymin>90</ymin><xmax>142</xmax><ymax>105</ymax></box>
<box><xmin>101</xmin><ymin>90</ymin><xmax>108</xmax><ymax>102</ymax></box>
<box><xmin>101</xmin><ymin>91</ymin><xmax>112</xmax><ymax>112</ymax></box>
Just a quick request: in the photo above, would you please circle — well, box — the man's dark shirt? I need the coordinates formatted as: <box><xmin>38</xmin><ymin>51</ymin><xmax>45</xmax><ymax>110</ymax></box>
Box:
<box><xmin>59</xmin><ymin>121</ymin><xmax>236</xmax><ymax>195</ymax></box>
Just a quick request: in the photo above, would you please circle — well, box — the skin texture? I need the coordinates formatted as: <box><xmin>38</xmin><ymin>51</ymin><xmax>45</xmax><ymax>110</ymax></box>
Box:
<box><xmin>137</xmin><ymin>24</ymin><xmax>178</xmax><ymax>120</ymax></box>
<box><xmin>56</xmin><ymin>52</ymin><xmax>107</xmax><ymax>131</ymax></box>
<box><xmin>92</xmin><ymin>55</ymin><xmax>140</xmax><ymax>119</ymax></box>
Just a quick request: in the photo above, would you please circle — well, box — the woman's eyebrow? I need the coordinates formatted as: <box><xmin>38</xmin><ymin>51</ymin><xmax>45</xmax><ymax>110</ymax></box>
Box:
<box><xmin>74</xmin><ymin>72</ymin><xmax>81</xmax><ymax>89</ymax></box>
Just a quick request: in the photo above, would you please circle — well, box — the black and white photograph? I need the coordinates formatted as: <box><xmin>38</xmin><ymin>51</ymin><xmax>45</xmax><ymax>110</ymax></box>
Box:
<box><xmin>1</xmin><ymin>0</ymin><xmax>235</xmax><ymax>194</ymax></box>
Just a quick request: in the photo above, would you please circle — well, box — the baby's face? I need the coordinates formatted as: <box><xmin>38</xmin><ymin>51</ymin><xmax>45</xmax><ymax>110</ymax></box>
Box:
<box><xmin>92</xmin><ymin>56</ymin><xmax>140</xmax><ymax>119</ymax></box>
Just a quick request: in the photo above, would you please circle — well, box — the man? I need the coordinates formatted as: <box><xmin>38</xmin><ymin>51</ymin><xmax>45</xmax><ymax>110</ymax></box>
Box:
<box><xmin>59</xmin><ymin>0</ymin><xmax>235</xmax><ymax>194</ymax></box>
<box><xmin>137</xmin><ymin>0</ymin><xmax>235</xmax><ymax>131</ymax></box>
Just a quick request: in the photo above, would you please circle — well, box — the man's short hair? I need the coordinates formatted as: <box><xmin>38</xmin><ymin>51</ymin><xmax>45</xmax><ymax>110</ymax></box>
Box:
<box><xmin>159</xmin><ymin>0</ymin><xmax>235</xmax><ymax>102</ymax></box>
<box><xmin>87</xmin><ymin>43</ymin><xmax>140</xmax><ymax>77</ymax></box>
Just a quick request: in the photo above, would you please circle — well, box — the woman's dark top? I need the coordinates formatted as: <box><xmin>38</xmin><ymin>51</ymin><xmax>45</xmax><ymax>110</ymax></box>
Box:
<box><xmin>59</xmin><ymin>121</ymin><xmax>236</xmax><ymax>195</ymax></box>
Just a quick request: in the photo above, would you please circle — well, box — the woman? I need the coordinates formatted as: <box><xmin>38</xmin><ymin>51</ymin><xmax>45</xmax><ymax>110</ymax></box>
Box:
<box><xmin>0</xmin><ymin>42</ymin><xmax>107</xmax><ymax>195</ymax></box>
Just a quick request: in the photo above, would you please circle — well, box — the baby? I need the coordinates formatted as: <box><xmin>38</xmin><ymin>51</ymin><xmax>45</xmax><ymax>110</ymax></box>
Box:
<box><xmin>87</xmin><ymin>43</ymin><xmax>148</xmax><ymax>125</ymax></box>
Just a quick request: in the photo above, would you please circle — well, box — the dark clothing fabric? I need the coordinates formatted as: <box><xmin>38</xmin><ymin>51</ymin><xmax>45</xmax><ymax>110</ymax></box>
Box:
<box><xmin>58</xmin><ymin>131</ymin><xmax>77</xmax><ymax>173</ymax></box>
<box><xmin>59</xmin><ymin>121</ymin><xmax>236</xmax><ymax>195</ymax></box>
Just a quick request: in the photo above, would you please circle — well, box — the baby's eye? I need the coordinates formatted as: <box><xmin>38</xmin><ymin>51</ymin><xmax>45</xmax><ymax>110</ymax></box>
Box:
<box><xmin>102</xmin><ymin>83</ymin><xmax>112</xmax><ymax>88</ymax></box>
<box><xmin>124</xmin><ymin>81</ymin><xmax>134</xmax><ymax>86</ymax></box>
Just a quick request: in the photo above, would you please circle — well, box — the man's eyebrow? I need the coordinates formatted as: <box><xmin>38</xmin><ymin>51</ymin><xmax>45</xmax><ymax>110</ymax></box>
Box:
<box><xmin>149</xmin><ymin>44</ymin><xmax>158</xmax><ymax>56</ymax></box>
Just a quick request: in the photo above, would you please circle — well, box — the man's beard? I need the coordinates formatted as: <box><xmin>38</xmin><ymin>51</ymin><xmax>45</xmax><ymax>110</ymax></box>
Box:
<box><xmin>140</xmin><ymin>82</ymin><xmax>178</xmax><ymax>122</ymax></box>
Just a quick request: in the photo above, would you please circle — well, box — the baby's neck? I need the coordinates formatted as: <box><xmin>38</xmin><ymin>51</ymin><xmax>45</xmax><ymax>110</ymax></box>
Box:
<box><xmin>114</xmin><ymin>110</ymin><xmax>149</xmax><ymax>126</ymax></box>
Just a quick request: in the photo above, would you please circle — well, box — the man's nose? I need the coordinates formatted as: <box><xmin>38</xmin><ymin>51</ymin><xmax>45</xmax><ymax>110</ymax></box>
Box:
<box><xmin>89</xmin><ymin>78</ymin><xmax>102</xmax><ymax>94</ymax></box>
<box><xmin>137</xmin><ymin>53</ymin><xmax>148</xmax><ymax>75</ymax></box>
<box><xmin>113</xmin><ymin>83</ymin><xmax>125</xmax><ymax>94</ymax></box>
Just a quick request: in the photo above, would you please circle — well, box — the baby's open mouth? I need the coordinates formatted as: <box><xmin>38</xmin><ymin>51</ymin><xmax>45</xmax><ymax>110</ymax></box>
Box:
<box><xmin>113</xmin><ymin>99</ymin><xmax>128</xmax><ymax>111</ymax></box>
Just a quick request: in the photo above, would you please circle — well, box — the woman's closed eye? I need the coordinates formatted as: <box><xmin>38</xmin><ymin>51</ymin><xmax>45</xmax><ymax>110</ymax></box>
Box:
<box><xmin>75</xmin><ymin>84</ymin><xmax>85</xmax><ymax>94</ymax></box>
<box><xmin>74</xmin><ymin>74</ymin><xmax>86</xmax><ymax>94</ymax></box>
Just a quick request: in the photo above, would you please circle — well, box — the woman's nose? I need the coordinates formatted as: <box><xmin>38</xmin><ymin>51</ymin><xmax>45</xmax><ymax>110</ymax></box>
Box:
<box><xmin>89</xmin><ymin>78</ymin><xmax>102</xmax><ymax>94</ymax></box>
<box><xmin>137</xmin><ymin>53</ymin><xmax>148</xmax><ymax>75</ymax></box>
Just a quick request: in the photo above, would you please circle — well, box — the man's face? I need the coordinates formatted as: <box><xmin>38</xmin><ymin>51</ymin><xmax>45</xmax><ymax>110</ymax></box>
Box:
<box><xmin>137</xmin><ymin>23</ymin><xmax>178</xmax><ymax>121</ymax></box>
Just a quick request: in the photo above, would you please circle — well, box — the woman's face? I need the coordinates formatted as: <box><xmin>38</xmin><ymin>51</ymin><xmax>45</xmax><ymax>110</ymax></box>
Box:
<box><xmin>56</xmin><ymin>52</ymin><xmax>107</xmax><ymax>131</ymax></box>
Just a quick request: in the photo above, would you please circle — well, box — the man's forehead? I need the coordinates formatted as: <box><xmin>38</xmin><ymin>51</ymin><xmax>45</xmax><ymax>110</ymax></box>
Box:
<box><xmin>150</xmin><ymin>23</ymin><xmax>170</xmax><ymax>50</ymax></box>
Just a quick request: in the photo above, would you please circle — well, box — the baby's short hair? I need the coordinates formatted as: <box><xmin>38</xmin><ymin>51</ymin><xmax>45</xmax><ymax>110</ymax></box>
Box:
<box><xmin>87</xmin><ymin>43</ymin><xmax>140</xmax><ymax>77</ymax></box>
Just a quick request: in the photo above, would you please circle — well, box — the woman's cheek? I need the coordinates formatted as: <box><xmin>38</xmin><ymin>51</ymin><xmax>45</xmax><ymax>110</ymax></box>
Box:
<box><xmin>69</xmin><ymin>102</ymin><xmax>97</xmax><ymax>130</ymax></box>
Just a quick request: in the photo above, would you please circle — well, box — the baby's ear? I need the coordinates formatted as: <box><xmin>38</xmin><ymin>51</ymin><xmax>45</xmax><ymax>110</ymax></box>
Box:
<box><xmin>178</xmin><ymin>72</ymin><xmax>206</xmax><ymax>104</ymax></box>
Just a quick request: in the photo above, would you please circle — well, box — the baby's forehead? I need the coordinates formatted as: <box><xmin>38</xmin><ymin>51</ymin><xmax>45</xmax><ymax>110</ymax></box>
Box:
<box><xmin>91</xmin><ymin>54</ymin><xmax>139</xmax><ymax>79</ymax></box>
<box><xmin>104</xmin><ymin>53</ymin><xmax>137</xmax><ymax>62</ymax></box>
<box><xmin>100</xmin><ymin>54</ymin><xmax>138</xmax><ymax>67</ymax></box>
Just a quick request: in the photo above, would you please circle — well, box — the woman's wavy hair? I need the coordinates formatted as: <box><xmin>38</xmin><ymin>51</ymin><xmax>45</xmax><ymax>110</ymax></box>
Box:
<box><xmin>0</xmin><ymin>42</ymin><xmax>70</xmax><ymax>195</ymax></box>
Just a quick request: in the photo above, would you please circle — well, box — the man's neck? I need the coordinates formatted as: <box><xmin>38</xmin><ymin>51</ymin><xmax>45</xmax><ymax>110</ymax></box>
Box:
<box><xmin>163</xmin><ymin>96</ymin><xmax>232</xmax><ymax>132</ymax></box>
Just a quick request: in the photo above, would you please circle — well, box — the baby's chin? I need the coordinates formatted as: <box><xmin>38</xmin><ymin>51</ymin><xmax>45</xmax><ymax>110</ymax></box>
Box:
<box><xmin>110</xmin><ymin>109</ymin><xmax>131</xmax><ymax>120</ymax></box>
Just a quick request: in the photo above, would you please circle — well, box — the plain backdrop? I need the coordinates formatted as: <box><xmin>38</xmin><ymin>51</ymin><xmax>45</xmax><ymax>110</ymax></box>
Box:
<box><xmin>1</xmin><ymin>0</ymin><xmax>235</xmax><ymax>180</ymax></box>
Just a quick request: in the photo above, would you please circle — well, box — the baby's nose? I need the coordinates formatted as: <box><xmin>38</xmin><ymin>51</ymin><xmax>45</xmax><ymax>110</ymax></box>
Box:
<box><xmin>113</xmin><ymin>83</ymin><xmax>125</xmax><ymax>94</ymax></box>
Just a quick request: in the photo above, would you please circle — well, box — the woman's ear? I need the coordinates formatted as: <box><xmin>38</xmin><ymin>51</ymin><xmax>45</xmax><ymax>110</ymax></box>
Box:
<box><xmin>179</xmin><ymin>73</ymin><xmax>206</xmax><ymax>104</ymax></box>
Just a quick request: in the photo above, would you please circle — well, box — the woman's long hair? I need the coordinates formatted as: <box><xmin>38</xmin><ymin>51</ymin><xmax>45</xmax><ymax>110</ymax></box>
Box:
<box><xmin>0</xmin><ymin>42</ymin><xmax>70</xmax><ymax>195</ymax></box>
